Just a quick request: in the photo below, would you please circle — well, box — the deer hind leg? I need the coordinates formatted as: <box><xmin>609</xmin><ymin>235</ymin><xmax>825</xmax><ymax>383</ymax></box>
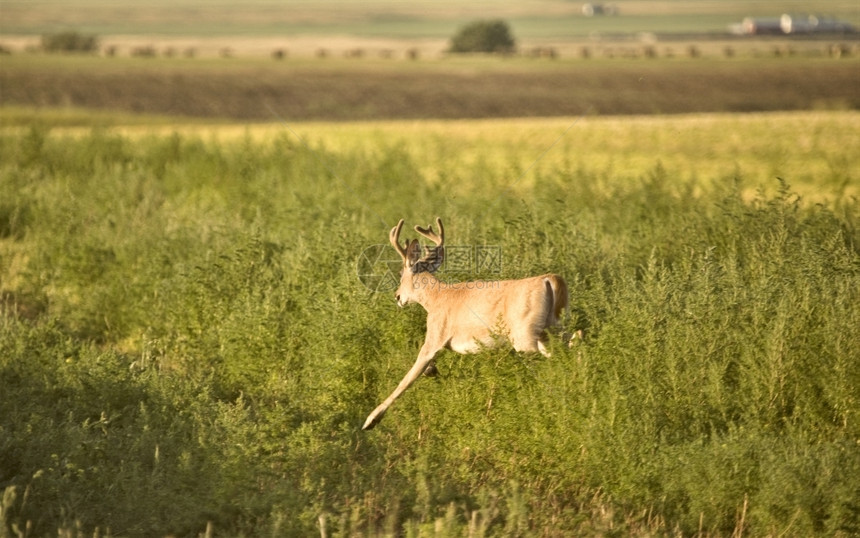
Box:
<box><xmin>513</xmin><ymin>329</ymin><xmax>551</xmax><ymax>357</ymax></box>
<box><xmin>362</xmin><ymin>343</ymin><xmax>439</xmax><ymax>430</ymax></box>
<box><xmin>537</xmin><ymin>340</ymin><xmax>551</xmax><ymax>358</ymax></box>
<box><xmin>510</xmin><ymin>326</ymin><xmax>551</xmax><ymax>357</ymax></box>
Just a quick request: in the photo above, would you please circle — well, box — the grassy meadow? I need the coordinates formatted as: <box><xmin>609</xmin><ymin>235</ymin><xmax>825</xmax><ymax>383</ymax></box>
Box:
<box><xmin>1</xmin><ymin>110</ymin><xmax>858</xmax><ymax>536</ymax></box>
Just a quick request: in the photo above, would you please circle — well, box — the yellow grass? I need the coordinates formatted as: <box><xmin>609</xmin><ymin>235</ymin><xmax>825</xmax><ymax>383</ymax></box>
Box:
<box><xmin>99</xmin><ymin>111</ymin><xmax>859</xmax><ymax>201</ymax></box>
<box><xmin>3</xmin><ymin>108</ymin><xmax>857</xmax><ymax>202</ymax></box>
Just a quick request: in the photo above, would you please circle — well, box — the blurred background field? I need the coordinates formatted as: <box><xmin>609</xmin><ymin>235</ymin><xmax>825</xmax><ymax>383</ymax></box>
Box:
<box><xmin>2</xmin><ymin>0</ymin><xmax>859</xmax><ymax>55</ymax></box>
<box><xmin>2</xmin><ymin>0</ymin><xmax>859</xmax><ymax>121</ymax></box>
<box><xmin>2</xmin><ymin>53</ymin><xmax>858</xmax><ymax>121</ymax></box>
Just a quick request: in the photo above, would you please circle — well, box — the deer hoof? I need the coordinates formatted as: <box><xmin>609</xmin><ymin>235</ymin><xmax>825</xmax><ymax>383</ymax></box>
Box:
<box><xmin>362</xmin><ymin>411</ymin><xmax>384</xmax><ymax>430</ymax></box>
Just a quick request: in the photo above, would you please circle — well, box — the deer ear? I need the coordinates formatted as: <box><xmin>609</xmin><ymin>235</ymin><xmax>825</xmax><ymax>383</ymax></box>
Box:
<box><xmin>406</xmin><ymin>239</ymin><xmax>422</xmax><ymax>265</ymax></box>
<box><xmin>419</xmin><ymin>246</ymin><xmax>444</xmax><ymax>274</ymax></box>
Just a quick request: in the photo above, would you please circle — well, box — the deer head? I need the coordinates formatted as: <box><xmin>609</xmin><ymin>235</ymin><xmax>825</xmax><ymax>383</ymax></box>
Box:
<box><xmin>389</xmin><ymin>217</ymin><xmax>445</xmax><ymax>307</ymax></box>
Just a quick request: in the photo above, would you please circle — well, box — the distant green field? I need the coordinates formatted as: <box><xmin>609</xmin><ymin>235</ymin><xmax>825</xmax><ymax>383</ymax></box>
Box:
<box><xmin>1</xmin><ymin>111</ymin><xmax>858</xmax><ymax>536</ymax></box>
<box><xmin>2</xmin><ymin>0</ymin><xmax>859</xmax><ymax>38</ymax></box>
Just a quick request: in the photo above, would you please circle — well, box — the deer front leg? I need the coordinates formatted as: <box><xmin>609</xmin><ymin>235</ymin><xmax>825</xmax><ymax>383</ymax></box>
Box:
<box><xmin>362</xmin><ymin>342</ymin><xmax>439</xmax><ymax>430</ymax></box>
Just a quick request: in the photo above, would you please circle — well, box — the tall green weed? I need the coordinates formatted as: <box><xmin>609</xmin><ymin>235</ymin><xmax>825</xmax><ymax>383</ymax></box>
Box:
<box><xmin>0</xmin><ymin>125</ymin><xmax>857</xmax><ymax>536</ymax></box>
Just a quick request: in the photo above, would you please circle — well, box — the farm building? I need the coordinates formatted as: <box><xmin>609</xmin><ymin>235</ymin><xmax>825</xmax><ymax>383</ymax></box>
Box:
<box><xmin>779</xmin><ymin>14</ymin><xmax>856</xmax><ymax>34</ymax></box>
<box><xmin>733</xmin><ymin>14</ymin><xmax>856</xmax><ymax>35</ymax></box>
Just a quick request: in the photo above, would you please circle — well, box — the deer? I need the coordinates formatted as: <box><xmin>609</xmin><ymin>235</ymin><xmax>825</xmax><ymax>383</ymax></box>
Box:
<box><xmin>362</xmin><ymin>217</ymin><xmax>569</xmax><ymax>430</ymax></box>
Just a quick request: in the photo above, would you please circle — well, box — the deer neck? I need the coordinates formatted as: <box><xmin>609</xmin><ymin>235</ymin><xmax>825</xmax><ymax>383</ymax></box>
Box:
<box><xmin>409</xmin><ymin>271</ymin><xmax>444</xmax><ymax>307</ymax></box>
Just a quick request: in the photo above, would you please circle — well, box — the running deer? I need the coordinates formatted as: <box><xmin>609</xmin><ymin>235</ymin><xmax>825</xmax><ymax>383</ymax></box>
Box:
<box><xmin>362</xmin><ymin>217</ymin><xmax>569</xmax><ymax>430</ymax></box>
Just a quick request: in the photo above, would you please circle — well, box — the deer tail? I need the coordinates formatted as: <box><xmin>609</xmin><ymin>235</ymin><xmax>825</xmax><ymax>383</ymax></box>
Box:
<box><xmin>543</xmin><ymin>274</ymin><xmax>569</xmax><ymax>326</ymax></box>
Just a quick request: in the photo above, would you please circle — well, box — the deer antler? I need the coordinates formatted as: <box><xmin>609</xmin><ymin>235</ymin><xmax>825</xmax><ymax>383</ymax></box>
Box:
<box><xmin>414</xmin><ymin>217</ymin><xmax>445</xmax><ymax>273</ymax></box>
<box><xmin>414</xmin><ymin>217</ymin><xmax>444</xmax><ymax>248</ymax></box>
<box><xmin>389</xmin><ymin>219</ymin><xmax>407</xmax><ymax>262</ymax></box>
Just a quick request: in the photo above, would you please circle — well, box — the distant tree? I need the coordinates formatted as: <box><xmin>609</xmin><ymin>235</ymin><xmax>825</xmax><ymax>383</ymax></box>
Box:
<box><xmin>448</xmin><ymin>20</ymin><xmax>516</xmax><ymax>54</ymax></box>
<box><xmin>41</xmin><ymin>31</ymin><xmax>99</xmax><ymax>53</ymax></box>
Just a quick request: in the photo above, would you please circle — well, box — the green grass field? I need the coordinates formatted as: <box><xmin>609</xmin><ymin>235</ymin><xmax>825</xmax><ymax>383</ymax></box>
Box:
<box><xmin>1</xmin><ymin>110</ymin><xmax>858</xmax><ymax>536</ymax></box>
